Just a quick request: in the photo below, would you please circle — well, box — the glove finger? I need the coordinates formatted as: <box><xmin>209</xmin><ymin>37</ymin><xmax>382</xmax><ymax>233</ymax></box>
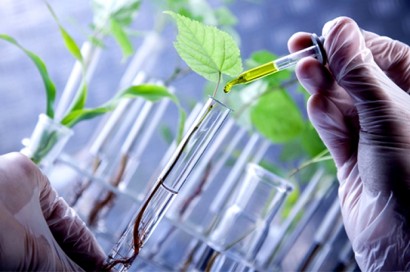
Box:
<box><xmin>288</xmin><ymin>32</ymin><xmax>313</xmax><ymax>53</ymax></box>
<box><xmin>322</xmin><ymin>17</ymin><xmax>402</xmax><ymax>104</ymax></box>
<box><xmin>364</xmin><ymin>30</ymin><xmax>410</xmax><ymax>91</ymax></box>
<box><xmin>39</xmin><ymin>170</ymin><xmax>106</xmax><ymax>270</ymax></box>
<box><xmin>307</xmin><ymin>93</ymin><xmax>358</xmax><ymax>168</ymax></box>
<box><xmin>294</xmin><ymin>51</ymin><xmax>359</xmax><ymax>168</ymax></box>
<box><xmin>289</xmin><ymin>32</ymin><xmax>357</xmax><ymax>116</ymax></box>
<box><xmin>0</xmin><ymin>153</ymin><xmax>82</xmax><ymax>271</ymax></box>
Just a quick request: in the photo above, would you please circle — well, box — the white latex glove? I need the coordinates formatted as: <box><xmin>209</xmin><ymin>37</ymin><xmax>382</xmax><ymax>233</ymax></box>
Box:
<box><xmin>0</xmin><ymin>152</ymin><xmax>106</xmax><ymax>271</ymax></box>
<box><xmin>288</xmin><ymin>17</ymin><xmax>410</xmax><ymax>271</ymax></box>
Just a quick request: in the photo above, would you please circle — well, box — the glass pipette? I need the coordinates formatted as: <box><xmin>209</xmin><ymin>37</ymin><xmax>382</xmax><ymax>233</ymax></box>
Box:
<box><xmin>224</xmin><ymin>33</ymin><xmax>326</xmax><ymax>93</ymax></box>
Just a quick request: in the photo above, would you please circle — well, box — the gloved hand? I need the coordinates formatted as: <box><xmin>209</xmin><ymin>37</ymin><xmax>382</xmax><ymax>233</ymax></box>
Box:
<box><xmin>288</xmin><ymin>17</ymin><xmax>410</xmax><ymax>271</ymax></box>
<box><xmin>0</xmin><ymin>152</ymin><xmax>106</xmax><ymax>271</ymax></box>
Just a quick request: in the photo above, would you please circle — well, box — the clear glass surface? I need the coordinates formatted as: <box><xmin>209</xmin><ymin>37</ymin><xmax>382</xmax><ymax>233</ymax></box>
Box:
<box><xmin>105</xmin><ymin>97</ymin><xmax>231</xmax><ymax>271</ymax></box>
<box><xmin>20</xmin><ymin>113</ymin><xmax>73</xmax><ymax>168</ymax></box>
<box><xmin>206</xmin><ymin>163</ymin><xmax>293</xmax><ymax>268</ymax></box>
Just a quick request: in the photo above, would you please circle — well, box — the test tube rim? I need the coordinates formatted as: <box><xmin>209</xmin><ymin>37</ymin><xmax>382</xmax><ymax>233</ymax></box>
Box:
<box><xmin>246</xmin><ymin>163</ymin><xmax>294</xmax><ymax>193</ymax></box>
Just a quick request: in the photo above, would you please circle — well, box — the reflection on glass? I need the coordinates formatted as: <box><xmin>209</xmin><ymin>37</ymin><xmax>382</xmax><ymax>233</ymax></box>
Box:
<box><xmin>105</xmin><ymin>97</ymin><xmax>231</xmax><ymax>270</ymax></box>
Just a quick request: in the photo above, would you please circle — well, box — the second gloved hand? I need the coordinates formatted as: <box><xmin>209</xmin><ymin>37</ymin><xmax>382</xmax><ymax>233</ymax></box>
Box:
<box><xmin>0</xmin><ymin>152</ymin><xmax>106</xmax><ymax>271</ymax></box>
<box><xmin>288</xmin><ymin>17</ymin><xmax>410</xmax><ymax>270</ymax></box>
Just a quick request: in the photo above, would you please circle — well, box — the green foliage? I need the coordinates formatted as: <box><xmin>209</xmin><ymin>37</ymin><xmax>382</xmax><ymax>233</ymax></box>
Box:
<box><xmin>250</xmin><ymin>89</ymin><xmax>304</xmax><ymax>143</ymax></box>
<box><xmin>0</xmin><ymin>34</ymin><xmax>56</xmax><ymax>118</ymax></box>
<box><xmin>118</xmin><ymin>84</ymin><xmax>177</xmax><ymax>102</ymax></box>
<box><xmin>119</xmin><ymin>84</ymin><xmax>186</xmax><ymax>143</ymax></box>
<box><xmin>165</xmin><ymin>11</ymin><xmax>243</xmax><ymax>83</ymax></box>
<box><xmin>61</xmin><ymin>84</ymin><xmax>178</xmax><ymax>128</ymax></box>
<box><xmin>92</xmin><ymin>0</ymin><xmax>141</xmax><ymax>30</ymax></box>
<box><xmin>92</xmin><ymin>0</ymin><xmax>141</xmax><ymax>58</ymax></box>
<box><xmin>214</xmin><ymin>7</ymin><xmax>237</xmax><ymax>26</ymax></box>
<box><xmin>281</xmin><ymin>185</ymin><xmax>300</xmax><ymax>219</ymax></box>
<box><xmin>46</xmin><ymin>3</ymin><xmax>90</xmax><ymax>119</ymax></box>
<box><xmin>110</xmin><ymin>18</ymin><xmax>134</xmax><ymax>58</ymax></box>
<box><xmin>160</xmin><ymin>125</ymin><xmax>174</xmax><ymax>145</ymax></box>
<box><xmin>46</xmin><ymin>3</ymin><xmax>83</xmax><ymax>63</ymax></box>
<box><xmin>300</xmin><ymin>123</ymin><xmax>327</xmax><ymax>157</ymax></box>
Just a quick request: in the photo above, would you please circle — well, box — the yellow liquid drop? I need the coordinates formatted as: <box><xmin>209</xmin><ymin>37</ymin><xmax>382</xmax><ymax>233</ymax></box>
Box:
<box><xmin>223</xmin><ymin>80</ymin><xmax>237</xmax><ymax>93</ymax></box>
<box><xmin>223</xmin><ymin>61</ymin><xmax>278</xmax><ymax>93</ymax></box>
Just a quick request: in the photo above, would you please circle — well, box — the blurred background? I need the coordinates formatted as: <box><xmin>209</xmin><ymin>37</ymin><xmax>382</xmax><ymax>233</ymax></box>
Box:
<box><xmin>1</xmin><ymin>1</ymin><xmax>410</xmax><ymax>270</ymax></box>
<box><xmin>0</xmin><ymin>0</ymin><xmax>409</xmax><ymax>155</ymax></box>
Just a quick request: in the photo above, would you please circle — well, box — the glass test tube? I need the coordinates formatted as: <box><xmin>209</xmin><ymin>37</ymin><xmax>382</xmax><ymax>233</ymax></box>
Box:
<box><xmin>105</xmin><ymin>97</ymin><xmax>231</xmax><ymax>271</ymax></box>
<box><xmin>205</xmin><ymin>163</ymin><xmax>293</xmax><ymax>269</ymax></box>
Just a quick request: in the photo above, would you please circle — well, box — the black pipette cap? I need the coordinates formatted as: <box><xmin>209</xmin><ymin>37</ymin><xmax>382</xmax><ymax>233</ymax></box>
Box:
<box><xmin>311</xmin><ymin>33</ymin><xmax>327</xmax><ymax>65</ymax></box>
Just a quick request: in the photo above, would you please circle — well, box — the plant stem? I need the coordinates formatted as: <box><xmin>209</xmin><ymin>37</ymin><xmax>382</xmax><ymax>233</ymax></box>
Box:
<box><xmin>287</xmin><ymin>149</ymin><xmax>332</xmax><ymax>178</ymax></box>
<box><xmin>212</xmin><ymin>72</ymin><xmax>222</xmax><ymax>98</ymax></box>
<box><xmin>70</xmin><ymin>156</ymin><xmax>102</xmax><ymax>206</ymax></box>
<box><xmin>164</xmin><ymin>66</ymin><xmax>192</xmax><ymax>86</ymax></box>
<box><xmin>179</xmin><ymin>162</ymin><xmax>212</xmax><ymax>216</ymax></box>
<box><xmin>87</xmin><ymin>154</ymin><xmax>129</xmax><ymax>226</ymax></box>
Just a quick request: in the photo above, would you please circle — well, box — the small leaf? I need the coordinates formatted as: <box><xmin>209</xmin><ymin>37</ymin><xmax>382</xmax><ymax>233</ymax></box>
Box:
<box><xmin>110</xmin><ymin>18</ymin><xmax>134</xmax><ymax>58</ymax></box>
<box><xmin>61</xmin><ymin>106</ymin><xmax>114</xmax><ymax>127</ymax></box>
<box><xmin>166</xmin><ymin>11</ymin><xmax>242</xmax><ymax>82</ymax></box>
<box><xmin>118</xmin><ymin>84</ymin><xmax>177</xmax><ymax>103</ymax></box>
<box><xmin>160</xmin><ymin>125</ymin><xmax>174</xmax><ymax>145</ymax></box>
<box><xmin>176</xmin><ymin>108</ymin><xmax>186</xmax><ymax>144</ymax></box>
<box><xmin>67</xmin><ymin>81</ymin><xmax>88</xmax><ymax>112</ymax></box>
<box><xmin>300</xmin><ymin>123</ymin><xmax>327</xmax><ymax>158</ymax></box>
<box><xmin>89</xmin><ymin>35</ymin><xmax>105</xmax><ymax>48</ymax></box>
<box><xmin>62</xmin><ymin>84</ymin><xmax>178</xmax><ymax>127</ymax></box>
<box><xmin>119</xmin><ymin>84</ymin><xmax>186</xmax><ymax>143</ymax></box>
<box><xmin>0</xmin><ymin>34</ymin><xmax>56</xmax><ymax>118</ymax></box>
<box><xmin>92</xmin><ymin>0</ymin><xmax>141</xmax><ymax>30</ymax></box>
<box><xmin>215</xmin><ymin>7</ymin><xmax>238</xmax><ymax>27</ymax></box>
<box><xmin>280</xmin><ymin>139</ymin><xmax>305</xmax><ymax>162</ymax></box>
<box><xmin>250</xmin><ymin>89</ymin><xmax>304</xmax><ymax>143</ymax></box>
<box><xmin>246</xmin><ymin>50</ymin><xmax>276</xmax><ymax>68</ymax></box>
<box><xmin>46</xmin><ymin>3</ymin><xmax>83</xmax><ymax>62</ymax></box>
<box><xmin>228</xmin><ymin>80</ymin><xmax>267</xmax><ymax>131</ymax></box>
<box><xmin>281</xmin><ymin>185</ymin><xmax>300</xmax><ymax>219</ymax></box>
<box><xmin>59</xmin><ymin>27</ymin><xmax>83</xmax><ymax>62</ymax></box>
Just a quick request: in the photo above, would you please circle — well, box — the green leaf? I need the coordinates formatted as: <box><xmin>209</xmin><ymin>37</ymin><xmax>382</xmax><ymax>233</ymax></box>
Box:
<box><xmin>62</xmin><ymin>84</ymin><xmax>174</xmax><ymax>127</ymax></box>
<box><xmin>246</xmin><ymin>50</ymin><xmax>277</xmax><ymax>67</ymax></box>
<box><xmin>110</xmin><ymin>18</ymin><xmax>134</xmax><ymax>58</ymax></box>
<box><xmin>67</xmin><ymin>81</ymin><xmax>88</xmax><ymax>112</ymax></box>
<box><xmin>118</xmin><ymin>84</ymin><xmax>186</xmax><ymax>143</ymax></box>
<box><xmin>160</xmin><ymin>125</ymin><xmax>174</xmax><ymax>145</ymax></box>
<box><xmin>281</xmin><ymin>185</ymin><xmax>300</xmax><ymax>219</ymax></box>
<box><xmin>176</xmin><ymin>108</ymin><xmax>186</xmax><ymax>144</ymax></box>
<box><xmin>250</xmin><ymin>89</ymin><xmax>304</xmax><ymax>143</ymax></box>
<box><xmin>300</xmin><ymin>123</ymin><xmax>327</xmax><ymax>158</ymax></box>
<box><xmin>92</xmin><ymin>0</ymin><xmax>141</xmax><ymax>30</ymax></box>
<box><xmin>61</xmin><ymin>106</ymin><xmax>114</xmax><ymax>127</ymax></box>
<box><xmin>280</xmin><ymin>139</ymin><xmax>306</xmax><ymax>162</ymax></box>
<box><xmin>0</xmin><ymin>34</ymin><xmax>56</xmax><ymax>118</ymax></box>
<box><xmin>89</xmin><ymin>35</ymin><xmax>105</xmax><ymax>48</ymax></box>
<box><xmin>118</xmin><ymin>84</ymin><xmax>177</xmax><ymax>103</ymax></box>
<box><xmin>46</xmin><ymin>3</ymin><xmax>83</xmax><ymax>62</ymax></box>
<box><xmin>60</xmin><ymin>28</ymin><xmax>83</xmax><ymax>62</ymax></box>
<box><xmin>215</xmin><ymin>7</ymin><xmax>238</xmax><ymax>27</ymax></box>
<box><xmin>228</xmin><ymin>80</ymin><xmax>268</xmax><ymax>131</ymax></box>
<box><xmin>166</xmin><ymin>11</ymin><xmax>242</xmax><ymax>82</ymax></box>
<box><xmin>297</xmin><ymin>83</ymin><xmax>310</xmax><ymax>102</ymax></box>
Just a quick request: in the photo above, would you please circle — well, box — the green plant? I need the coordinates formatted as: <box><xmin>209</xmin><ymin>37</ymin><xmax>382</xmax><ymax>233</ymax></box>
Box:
<box><xmin>0</xmin><ymin>3</ymin><xmax>180</xmax><ymax>165</ymax></box>
<box><xmin>165</xmin><ymin>11</ymin><xmax>242</xmax><ymax>97</ymax></box>
<box><xmin>166</xmin><ymin>11</ymin><xmax>336</xmax><ymax>181</ymax></box>
<box><xmin>91</xmin><ymin>0</ymin><xmax>142</xmax><ymax>59</ymax></box>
